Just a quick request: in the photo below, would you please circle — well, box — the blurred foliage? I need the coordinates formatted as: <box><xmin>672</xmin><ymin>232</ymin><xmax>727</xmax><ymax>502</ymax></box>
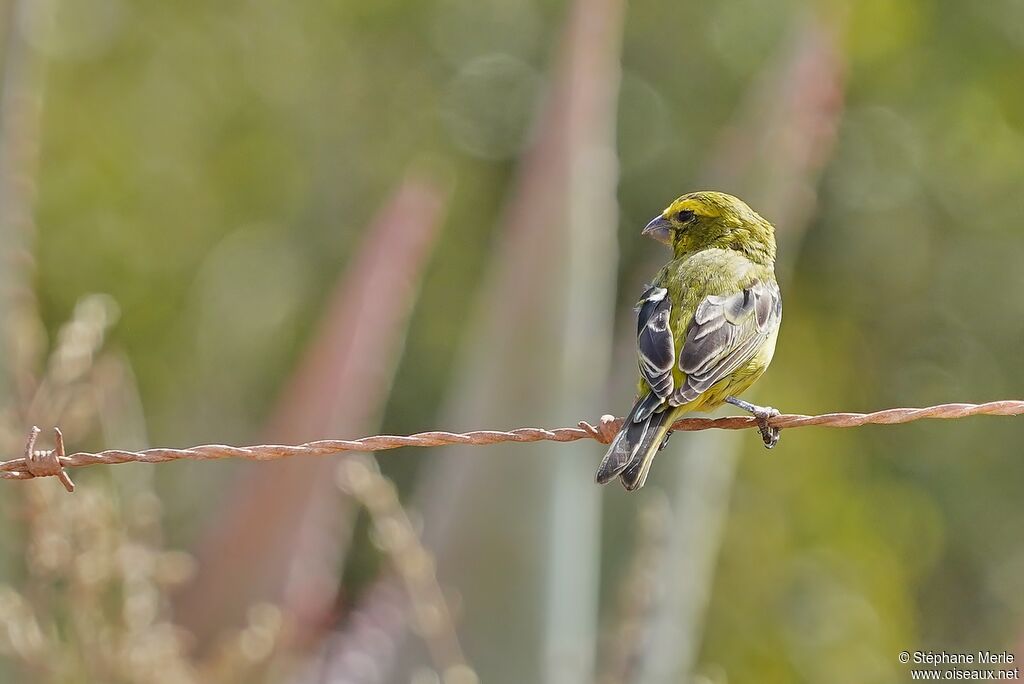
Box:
<box><xmin>0</xmin><ymin>0</ymin><xmax>1021</xmax><ymax>681</ymax></box>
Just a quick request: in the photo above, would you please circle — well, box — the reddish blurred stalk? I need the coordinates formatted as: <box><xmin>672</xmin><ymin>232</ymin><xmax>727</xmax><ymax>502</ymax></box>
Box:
<box><xmin>172</xmin><ymin>173</ymin><xmax>449</xmax><ymax>652</ymax></box>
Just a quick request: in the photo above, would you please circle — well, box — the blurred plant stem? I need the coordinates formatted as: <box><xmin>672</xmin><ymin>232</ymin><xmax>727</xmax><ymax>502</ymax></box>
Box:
<box><xmin>394</xmin><ymin>0</ymin><xmax>625</xmax><ymax>682</ymax></box>
<box><xmin>171</xmin><ymin>173</ymin><xmax>449</xmax><ymax>660</ymax></box>
<box><xmin>335</xmin><ymin>456</ymin><xmax>471</xmax><ymax>681</ymax></box>
<box><xmin>597</xmin><ymin>494</ymin><xmax>670</xmax><ymax>684</ymax></box>
<box><xmin>0</xmin><ymin>11</ymin><xmax>227</xmax><ymax>678</ymax></box>
<box><xmin>0</xmin><ymin>0</ymin><xmax>50</xmax><ymax>407</ymax></box>
<box><xmin>544</xmin><ymin>0</ymin><xmax>624</xmax><ymax>682</ymax></box>
<box><xmin>630</xmin><ymin>17</ymin><xmax>846</xmax><ymax>684</ymax></box>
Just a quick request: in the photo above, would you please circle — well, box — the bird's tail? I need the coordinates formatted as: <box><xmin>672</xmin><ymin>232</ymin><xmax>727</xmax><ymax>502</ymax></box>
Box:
<box><xmin>596</xmin><ymin>394</ymin><xmax>677</xmax><ymax>491</ymax></box>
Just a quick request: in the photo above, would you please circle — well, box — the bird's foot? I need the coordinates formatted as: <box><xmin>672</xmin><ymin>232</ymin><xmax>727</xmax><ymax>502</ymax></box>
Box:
<box><xmin>752</xmin><ymin>406</ymin><xmax>781</xmax><ymax>449</ymax></box>
<box><xmin>725</xmin><ymin>397</ymin><xmax>781</xmax><ymax>449</ymax></box>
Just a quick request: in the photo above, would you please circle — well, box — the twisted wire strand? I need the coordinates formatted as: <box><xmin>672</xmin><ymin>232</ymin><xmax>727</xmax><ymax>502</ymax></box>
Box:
<box><xmin>2</xmin><ymin>400</ymin><xmax>1022</xmax><ymax>487</ymax></box>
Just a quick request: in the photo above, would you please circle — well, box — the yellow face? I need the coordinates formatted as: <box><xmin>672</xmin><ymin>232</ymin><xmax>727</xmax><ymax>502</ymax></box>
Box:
<box><xmin>642</xmin><ymin>191</ymin><xmax>776</xmax><ymax>262</ymax></box>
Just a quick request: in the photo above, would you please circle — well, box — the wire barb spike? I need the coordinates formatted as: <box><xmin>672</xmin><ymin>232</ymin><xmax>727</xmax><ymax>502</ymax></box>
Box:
<box><xmin>23</xmin><ymin>426</ymin><xmax>75</xmax><ymax>492</ymax></box>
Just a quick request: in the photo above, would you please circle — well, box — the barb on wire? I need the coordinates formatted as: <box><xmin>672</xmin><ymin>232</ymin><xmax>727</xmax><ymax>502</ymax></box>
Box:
<box><xmin>22</xmin><ymin>426</ymin><xmax>74</xmax><ymax>492</ymax></box>
<box><xmin>1</xmin><ymin>400</ymin><xmax>1022</xmax><ymax>489</ymax></box>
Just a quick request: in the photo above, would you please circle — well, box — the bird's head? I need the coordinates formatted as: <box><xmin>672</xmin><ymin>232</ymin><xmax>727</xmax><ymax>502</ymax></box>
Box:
<box><xmin>642</xmin><ymin>191</ymin><xmax>776</xmax><ymax>264</ymax></box>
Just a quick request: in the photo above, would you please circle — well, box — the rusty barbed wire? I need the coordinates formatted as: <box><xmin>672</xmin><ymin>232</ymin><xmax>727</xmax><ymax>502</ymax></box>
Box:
<box><xmin>1</xmin><ymin>400</ymin><xmax>1022</xmax><ymax>490</ymax></box>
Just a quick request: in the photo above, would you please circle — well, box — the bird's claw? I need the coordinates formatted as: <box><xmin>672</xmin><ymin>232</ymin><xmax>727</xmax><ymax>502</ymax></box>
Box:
<box><xmin>752</xmin><ymin>406</ymin><xmax>781</xmax><ymax>449</ymax></box>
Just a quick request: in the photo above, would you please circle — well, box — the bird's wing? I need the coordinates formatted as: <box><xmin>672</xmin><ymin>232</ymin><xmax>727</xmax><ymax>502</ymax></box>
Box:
<box><xmin>595</xmin><ymin>285</ymin><xmax>676</xmax><ymax>484</ymax></box>
<box><xmin>599</xmin><ymin>277</ymin><xmax>779</xmax><ymax>489</ymax></box>
<box><xmin>635</xmin><ymin>285</ymin><xmax>675</xmax><ymax>403</ymax></box>
<box><xmin>672</xmin><ymin>279</ymin><xmax>781</xmax><ymax>405</ymax></box>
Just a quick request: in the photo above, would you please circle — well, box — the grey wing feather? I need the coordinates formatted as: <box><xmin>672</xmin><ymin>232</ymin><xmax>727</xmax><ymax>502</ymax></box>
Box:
<box><xmin>635</xmin><ymin>286</ymin><xmax>674</xmax><ymax>403</ymax></box>
<box><xmin>672</xmin><ymin>280</ymin><xmax>781</xmax><ymax>405</ymax></box>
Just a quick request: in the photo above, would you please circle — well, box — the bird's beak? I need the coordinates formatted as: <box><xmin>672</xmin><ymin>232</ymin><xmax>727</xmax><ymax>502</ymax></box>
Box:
<box><xmin>642</xmin><ymin>215</ymin><xmax>672</xmax><ymax>245</ymax></box>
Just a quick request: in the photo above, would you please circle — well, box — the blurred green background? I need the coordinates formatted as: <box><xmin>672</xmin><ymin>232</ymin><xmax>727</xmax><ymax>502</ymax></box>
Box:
<box><xmin>1</xmin><ymin>0</ymin><xmax>1023</xmax><ymax>682</ymax></box>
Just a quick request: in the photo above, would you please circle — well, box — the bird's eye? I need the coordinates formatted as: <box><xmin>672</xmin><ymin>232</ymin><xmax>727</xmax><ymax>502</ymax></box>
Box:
<box><xmin>676</xmin><ymin>209</ymin><xmax>695</xmax><ymax>222</ymax></box>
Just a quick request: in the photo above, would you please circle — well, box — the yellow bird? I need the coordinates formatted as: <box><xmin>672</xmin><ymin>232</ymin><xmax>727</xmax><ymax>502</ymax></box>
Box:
<box><xmin>597</xmin><ymin>191</ymin><xmax>783</xmax><ymax>491</ymax></box>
